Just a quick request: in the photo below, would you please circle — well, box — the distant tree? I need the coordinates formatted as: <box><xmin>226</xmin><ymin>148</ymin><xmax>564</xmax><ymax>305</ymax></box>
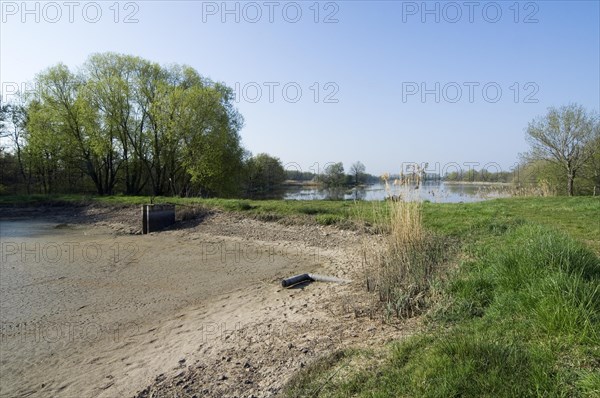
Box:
<box><xmin>0</xmin><ymin>104</ymin><xmax>8</xmax><ymax>136</ymax></box>
<box><xmin>3</xmin><ymin>102</ymin><xmax>30</xmax><ymax>192</ymax></box>
<box><xmin>579</xmin><ymin>135</ymin><xmax>600</xmax><ymax>195</ymax></box>
<box><xmin>0</xmin><ymin>104</ymin><xmax>9</xmax><ymax>161</ymax></box>
<box><xmin>465</xmin><ymin>168</ymin><xmax>477</xmax><ymax>182</ymax></box>
<box><xmin>444</xmin><ymin>171</ymin><xmax>460</xmax><ymax>181</ymax></box>
<box><xmin>349</xmin><ymin>161</ymin><xmax>366</xmax><ymax>186</ymax></box>
<box><xmin>244</xmin><ymin>153</ymin><xmax>286</xmax><ymax>198</ymax></box>
<box><xmin>0</xmin><ymin>105</ymin><xmax>11</xmax><ymax>193</ymax></box>
<box><xmin>524</xmin><ymin>104</ymin><xmax>599</xmax><ymax>196</ymax></box>
<box><xmin>285</xmin><ymin>170</ymin><xmax>316</xmax><ymax>181</ymax></box>
<box><xmin>322</xmin><ymin>162</ymin><xmax>346</xmax><ymax>187</ymax></box>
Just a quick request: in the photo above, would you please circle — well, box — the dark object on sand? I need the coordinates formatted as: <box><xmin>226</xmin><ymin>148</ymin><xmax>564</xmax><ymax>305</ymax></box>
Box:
<box><xmin>142</xmin><ymin>204</ymin><xmax>176</xmax><ymax>234</ymax></box>
<box><xmin>281</xmin><ymin>273</ymin><xmax>313</xmax><ymax>287</ymax></box>
<box><xmin>281</xmin><ymin>273</ymin><xmax>351</xmax><ymax>288</ymax></box>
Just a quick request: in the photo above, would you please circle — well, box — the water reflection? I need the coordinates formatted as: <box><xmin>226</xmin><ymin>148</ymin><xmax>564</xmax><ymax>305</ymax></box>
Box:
<box><xmin>283</xmin><ymin>182</ymin><xmax>511</xmax><ymax>203</ymax></box>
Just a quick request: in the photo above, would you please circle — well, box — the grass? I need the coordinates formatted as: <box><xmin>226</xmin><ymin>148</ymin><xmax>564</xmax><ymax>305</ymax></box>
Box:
<box><xmin>0</xmin><ymin>194</ymin><xmax>368</xmax><ymax>229</ymax></box>
<box><xmin>283</xmin><ymin>196</ymin><xmax>596</xmax><ymax>397</ymax></box>
<box><xmin>2</xmin><ymin>195</ymin><xmax>597</xmax><ymax>245</ymax></box>
<box><xmin>283</xmin><ymin>224</ymin><xmax>600</xmax><ymax>397</ymax></box>
<box><xmin>422</xmin><ymin>197</ymin><xmax>600</xmax><ymax>253</ymax></box>
<box><xmin>363</xmin><ymin>200</ymin><xmax>452</xmax><ymax>318</ymax></box>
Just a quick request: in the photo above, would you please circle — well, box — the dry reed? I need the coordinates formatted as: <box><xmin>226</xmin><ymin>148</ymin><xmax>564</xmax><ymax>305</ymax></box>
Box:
<box><xmin>363</xmin><ymin>173</ymin><xmax>448</xmax><ymax>319</ymax></box>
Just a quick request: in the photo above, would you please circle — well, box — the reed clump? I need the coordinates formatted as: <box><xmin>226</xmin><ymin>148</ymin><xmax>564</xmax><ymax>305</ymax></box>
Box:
<box><xmin>365</xmin><ymin>174</ymin><xmax>449</xmax><ymax>319</ymax></box>
<box><xmin>510</xmin><ymin>179</ymin><xmax>557</xmax><ymax>197</ymax></box>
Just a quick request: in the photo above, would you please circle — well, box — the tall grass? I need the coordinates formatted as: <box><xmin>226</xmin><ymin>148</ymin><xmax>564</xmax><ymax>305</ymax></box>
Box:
<box><xmin>510</xmin><ymin>179</ymin><xmax>557</xmax><ymax>197</ymax></box>
<box><xmin>488</xmin><ymin>226</ymin><xmax>600</xmax><ymax>343</ymax></box>
<box><xmin>364</xmin><ymin>198</ymin><xmax>449</xmax><ymax>318</ymax></box>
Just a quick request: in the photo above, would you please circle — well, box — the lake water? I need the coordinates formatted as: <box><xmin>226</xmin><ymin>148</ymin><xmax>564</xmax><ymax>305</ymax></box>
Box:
<box><xmin>0</xmin><ymin>220</ymin><xmax>67</xmax><ymax>238</ymax></box>
<box><xmin>283</xmin><ymin>182</ymin><xmax>512</xmax><ymax>203</ymax></box>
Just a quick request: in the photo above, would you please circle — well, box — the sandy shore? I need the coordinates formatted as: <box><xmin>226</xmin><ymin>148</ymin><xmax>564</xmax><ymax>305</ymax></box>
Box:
<box><xmin>0</xmin><ymin>204</ymin><xmax>415</xmax><ymax>397</ymax></box>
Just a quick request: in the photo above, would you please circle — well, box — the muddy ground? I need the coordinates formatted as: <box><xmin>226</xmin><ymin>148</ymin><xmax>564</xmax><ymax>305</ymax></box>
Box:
<box><xmin>0</xmin><ymin>203</ymin><xmax>417</xmax><ymax>398</ymax></box>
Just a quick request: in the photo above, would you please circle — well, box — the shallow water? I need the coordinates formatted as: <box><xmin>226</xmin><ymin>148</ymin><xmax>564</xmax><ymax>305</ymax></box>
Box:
<box><xmin>284</xmin><ymin>181</ymin><xmax>511</xmax><ymax>202</ymax></box>
<box><xmin>0</xmin><ymin>220</ymin><xmax>66</xmax><ymax>238</ymax></box>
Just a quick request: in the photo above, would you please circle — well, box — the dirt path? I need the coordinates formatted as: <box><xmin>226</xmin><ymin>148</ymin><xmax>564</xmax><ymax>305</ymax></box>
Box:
<box><xmin>0</xmin><ymin>205</ymin><xmax>415</xmax><ymax>397</ymax></box>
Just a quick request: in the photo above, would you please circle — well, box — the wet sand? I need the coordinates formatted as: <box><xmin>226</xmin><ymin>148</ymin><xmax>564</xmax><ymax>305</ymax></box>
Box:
<box><xmin>0</xmin><ymin>206</ymin><xmax>413</xmax><ymax>397</ymax></box>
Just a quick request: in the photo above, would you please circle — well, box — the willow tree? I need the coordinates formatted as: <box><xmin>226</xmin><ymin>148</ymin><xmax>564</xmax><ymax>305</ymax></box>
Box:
<box><xmin>244</xmin><ymin>153</ymin><xmax>286</xmax><ymax>198</ymax></box>
<box><xmin>0</xmin><ymin>101</ymin><xmax>31</xmax><ymax>192</ymax></box>
<box><xmin>26</xmin><ymin>64</ymin><xmax>118</xmax><ymax>194</ymax></box>
<box><xmin>23</xmin><ymin>53</ymin><xmax>245</xmax><ymax>197</ymax></box>
<box><xmin>82</xmin><ymin>53</ymin><xmax>148</xmax><ymax>194</ymax></box>
<box><xmin>525</xmin><ymin>104</ymin><xmax>599</xmax><ymax>196</ymax></box>
<box><xmin>176</xmin><ymin>79</ymin><xmax>245</xmax><ymax>197</ymax></box>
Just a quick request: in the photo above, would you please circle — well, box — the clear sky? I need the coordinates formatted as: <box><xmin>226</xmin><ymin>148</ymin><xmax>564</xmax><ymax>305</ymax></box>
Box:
<box><xmin>1</xmin><ymin>0</ymin><xmax>599</xmax><ymax>176</ymax></box>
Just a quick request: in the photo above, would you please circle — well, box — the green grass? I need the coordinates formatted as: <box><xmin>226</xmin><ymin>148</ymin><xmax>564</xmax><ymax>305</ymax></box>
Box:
<box><xmin>2</xmin><ymin>195</ymin><xmax>598</xmax><ymax>248</ymax></box>
<box><xmin>280</xmin><ymin>197</ymin><xmax>597</xmax><ymax>398</ymax></box>
<box><xmin>0</xmin><ymin>194</ymin><xmax>366</xmax><ymax>228</ymax></box>
<box><xmin>422</xmin><ymin>197</ymin><xmax>600</xmax><ymax>253</ymax></box>
<box><xmin>282</xmin><ymin>224</ymin><xmax>600</xmax><ymax>397</ymax></box>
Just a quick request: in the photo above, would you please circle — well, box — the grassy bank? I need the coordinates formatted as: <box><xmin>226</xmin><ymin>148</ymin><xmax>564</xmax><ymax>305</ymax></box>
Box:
<box><xmin>288</xmin><ymin>225</ymin><xmax>598</xmax><ymax>396</ymax></box>
<box><xmin>1</xmin><ymin>195</ymin><xmax>598</xmax><ymax>249</ymax></box>
<box><xmin>0</xmin><ymin>194</ymin><xmax>362</xmax><ymax>226</ymax></box>
<box><xmin>282</xmin><ymin>197</ymin><xmax>599</xmax><ymax>397</ymax></box>
<box><xmin>1</xmin><ymin>194</ymin><xmax>599</xmax><ymax>396</ymax></box>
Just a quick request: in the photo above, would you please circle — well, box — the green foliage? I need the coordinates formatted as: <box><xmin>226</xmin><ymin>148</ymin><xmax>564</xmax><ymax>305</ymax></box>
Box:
<box><xmin>523</xmin><ymin>104</ymin><xmax>599</xmax><ymax>196</ymax></box>
<box><xmin>235</xmin><ymin>201</ymin><xmax>254</xmax><ymax>211</ymax></box>
<box><xmin>577</xmin><ymin>371</ymin><xmax>600</xmax><ymax>397</ymax></box>
<box><xmin>349</xmin><ymin>161</ymin><xmax>366</xmax><ymax>185</ymax></box>
<box><xmin>421</xmin><ymin>197</ymin><xmax>600</xmax><ymax>253</ymax></box>
<box><xmin>579</xmin><ymin>135</ymin><xmax>600</xmax><ymax>195</ymax></box>
<box><xmin>321</xmin><ymin>162</ymin><xmax>346</xmax><ymax>188</ymax></box>
<box><xmin>513</xmin><ymin>159</ymin><xmax>564</xmax><ymax>194</ymax></box>
<box><xmin>0</xmin><ymin>103</ymin><xmax>8</xmax><ymax>128</ymax></box>
<box><xmin>243</xmin><ymin>153</ymin><xmax>286</xmax><ymax>198</ymax></box>
<box><xmin>10</xmin><ymin>53</ymin><xmax>245</xmax><ymax>197</ymax></box>
<box><xmin>445</xmin><ymin>168</ymin><xmax>513</xmax><ymax>182</ymax></box>
<box><xmin>441</xmin><ymin>273</ymin><xmax>495</xmax><ymax>320</ymax></box>
<box><xmin>285</xmin><ymin>169</ymin><xmax>317</xmax><ymax>181</ymax></box>
<box><xmin>297</xmin><ymin>206</ymin><xmax>321</xmax><ymax>215</ymax></box>
<box><xmin>315</xmin><ymin>214</ymin><xmax>343</xmax><ymax>225</ymax></box>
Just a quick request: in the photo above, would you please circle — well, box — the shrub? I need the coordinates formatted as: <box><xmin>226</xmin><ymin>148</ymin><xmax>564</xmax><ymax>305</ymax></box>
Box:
<box><xmin>316</xmin><ymin>214</ymin><xmax>343</xmax><ymax>225</ymax></box>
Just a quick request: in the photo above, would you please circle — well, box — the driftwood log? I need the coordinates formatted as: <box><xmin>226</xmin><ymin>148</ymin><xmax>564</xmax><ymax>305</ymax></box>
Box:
<box><xmin>281</xmin><ymin>273</ymin><xmax>351</xmax><ymax>288</ymax></box>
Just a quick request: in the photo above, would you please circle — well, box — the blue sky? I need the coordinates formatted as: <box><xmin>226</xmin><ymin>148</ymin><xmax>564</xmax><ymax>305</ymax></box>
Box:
<box><xmin>1</xmin><ymin>1</ymin><xmax>599</xmax><ymax>176</ymax></box>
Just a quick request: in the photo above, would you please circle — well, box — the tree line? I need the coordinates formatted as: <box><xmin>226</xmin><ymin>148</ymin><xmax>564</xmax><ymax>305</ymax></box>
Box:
<box><xmin>285</xmin><ymin>162</ymin><xmax>379</xmax><ymax>187</ymax></box>
<box><xmin>444</xmin><ymin>169</ymin><xmax>514</xmax><ymax>183</ymax></box>
<box><xmin>0</xmin><ymin>53</ymin><xmax>291</xmax><ymax>198</ymax></box>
